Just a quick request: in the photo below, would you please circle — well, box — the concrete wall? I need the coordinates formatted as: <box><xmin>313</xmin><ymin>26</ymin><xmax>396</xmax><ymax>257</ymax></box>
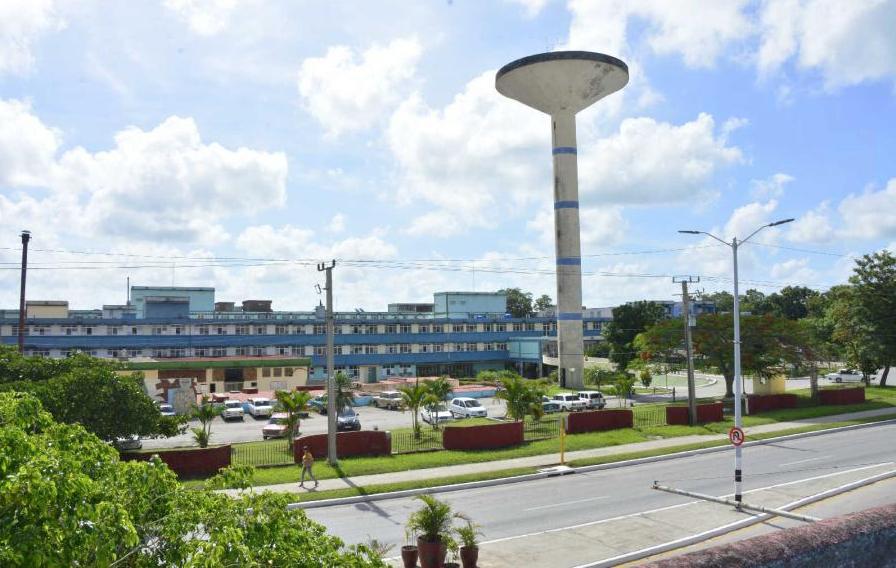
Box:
<box><xmin>747</xmin><ymin>394</ymin><xmax>798</xmax><ymax>415</ymax></box>
<box><xmin>130</xmin><ymin>286</ymin><xmax>214</xmax><ymax>317</ymax></box>
<box><xmin>433</xmin><ymin>292</ymin><xmax>507</xmax><ymax>318</ymax></box>
<box><xmin>639</xmin><ymin>503</ymin><xmax>896</xmax><ymax>568</ymax></box>
<box><xmin>26</xmin><ymin>302</ymin><xmax>69</xmax><ymax>318</ymax></box>
<box><xmin>819</xmin><ymin>387</ymin><xmax>865</xmax><ymax>405</ymax></box>
<box><xmin>442</xmin><ymin>421</ymin><xmax>523</xmax><ymax>450</ymax></box>
<box><xmin>296</xmin><ymin>430</ymin><xmax>391</xmax><ymax>460</ymax></box>
<box><xmin>566</xmin><ymin>409</ymin><xmax>633</xmax><ymax>434</ymax></box>
<box><xmin>666</xmin><ymin>402</ymin><xmax>724</xmax><ymax>425</ymax></box>
<box><xmin>119</xmin><ymin>445</ymin><xmax>231</xmax><ymax>478</ymax></box>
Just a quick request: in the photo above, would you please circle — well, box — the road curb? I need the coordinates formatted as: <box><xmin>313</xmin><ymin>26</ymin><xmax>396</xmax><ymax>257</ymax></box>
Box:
<box><xmin>285</xmin><ymin>415</ymin><xmax>896</xmax><ymax>510</ymax></box>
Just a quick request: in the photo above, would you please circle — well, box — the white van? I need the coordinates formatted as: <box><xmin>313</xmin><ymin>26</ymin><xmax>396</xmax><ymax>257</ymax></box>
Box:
<box><xmin>577</xmin><ymin>391</ymin><xmax>607</xmax><ymax>410</ymax></box>
<box><xmin>247</xmin><ymin>397</ymin><xmax>273</xmax><ymax>418</ymax></box>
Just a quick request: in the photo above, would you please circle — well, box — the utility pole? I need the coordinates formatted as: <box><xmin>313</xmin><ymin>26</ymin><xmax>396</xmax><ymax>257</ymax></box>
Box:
<box><xmin>18</xmin><ymin>230</ymin><xmax>31</xmax><ymax>354</ymax></box>
<box><xmin>674</xmin><ymin>276</ymin><xmax>699</xmax><ymax>426</ymax></box>
<box><xmin>317</xmin><ymin>260</ymin><xmax>338</xmax><ymax>466</ymax></box>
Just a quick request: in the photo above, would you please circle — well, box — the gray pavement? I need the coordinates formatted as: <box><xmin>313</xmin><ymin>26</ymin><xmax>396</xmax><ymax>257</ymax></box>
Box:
<box><xmin>302</xmin><ymin>420</ymin><xmax>896</xmax><ymax>567</ymax></box>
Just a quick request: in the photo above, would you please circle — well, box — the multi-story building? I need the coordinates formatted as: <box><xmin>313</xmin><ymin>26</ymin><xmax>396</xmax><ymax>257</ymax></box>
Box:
<box><xmin>1</xmin><ymin>288</ymin><xmax>610</xmax><ymax>383</ymax></box>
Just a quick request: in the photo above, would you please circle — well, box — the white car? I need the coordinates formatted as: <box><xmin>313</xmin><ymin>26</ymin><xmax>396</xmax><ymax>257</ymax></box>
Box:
<box><xmin>262</xmin><ymin>413</ymin><xmax>296</xmax><ymax>440</ymax></box>
<box><xmin>577</xmin><ymin>391</ymin><xmax>606</xmax><ymax>410</ymax></box>
<box><xmin>113</xmin><ymin>435</ymin><xmax>142</xmax><ymax>451</ymax></box>
<box><xmin>448</xmin><ymin>397</ymin><xmax>487</xmax><ymax>418</ymax></box>
<box><xmin>553</xmin><ymin>393</ymin><xmax>587</xmax><ymax>412</ymax></box>
<box><xmin>157</xmin><ymin>403</ymin><xmax>176</xmax><ymax>417</ymax></box>
<box><xmin>373</xmin><ymin>390</ymin><xmax>404</xmax><ymax>410</ymax></box>
<box><xmin>222</xmin><ymin>399</ymin><xmax>245</xmax><ymax>421</ymax></box>
<box><xmin>825</xmin><ymin>369</ymin><xmax>863</xmax><ymax>383</ymax></box>
<box><xmin>421</xmin><ymin>404</ymin><xmax>454</xmax><ymax>424</ymax></box>
<box><xmin>247</xmin><ymin>397</ymin><xmax>273</xmax><ymax>418</ymax></box>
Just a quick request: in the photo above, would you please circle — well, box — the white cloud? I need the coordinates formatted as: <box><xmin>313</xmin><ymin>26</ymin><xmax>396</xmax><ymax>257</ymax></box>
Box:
<box><xmin>327</xmin><ymin>213</ymin><xmax>346</xmax><ymax>234</ymax></box>
<box><xmin>0</xmin><ymin>0</ymin><xmax>62</xmax><ymax>75</ymax></box>
<box><xmin>750</xmin><ymin>172</ymin><xmax>794</xmax><ymax>200</ymax></box>
<box><xmin>527</xmin><ymin>205</ymin><xmax>628</xmax><ymax>249</ymax></box>
<box><xmin>298</xmin><ymin>37</ymin><xmax>422</xmax><ymax>136</ymax></box>
<box><xmin>578</xmin><ymin>113</ymin><xmax>744</xmax><ymax>205</ymax></box>
<box><xmin>0</xmin><ymin>99</ymin><xmax>61</xmax><ymax>187</ymax></box>
<box><xmin>724</xmin><ymin>199</ymin><xmax>779</xmax><ymax>239</ymax></box>
<box><xmin>787</xmin><ymin>202</ymin><xmax>833</xmax><ymax>243</ymax></box>
<box><xmin>506</xmin><ymin>0</ymin><xmax>550</xmax><ymax>18</ymax></box>
<box><xmin>770</xmin><ymin>258</ymin><xmax>817</xmax><ymax>284</ymax></box>
<box><xmin>757</xmin><ymin>0</ymin><xmax>896</xmax><ymax>89</ymax></box>
<box><xmin>836</xmin><ymin>179</ymin><xmax>896</xmax><ymax>240</ymax></box>
<box><xmin>163</xmin><ymin>0</ymin><xmax>241</xmax><ymax>36</ymax></box>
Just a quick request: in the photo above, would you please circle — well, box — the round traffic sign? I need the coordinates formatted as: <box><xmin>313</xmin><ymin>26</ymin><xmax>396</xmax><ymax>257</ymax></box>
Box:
<box><xmin>728</xmin><ymin>426</ymin><xmax>745</xmax><ymax>446</ymax></box>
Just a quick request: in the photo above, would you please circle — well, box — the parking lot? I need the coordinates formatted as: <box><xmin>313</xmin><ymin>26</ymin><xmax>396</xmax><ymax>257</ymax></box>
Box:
<box><xmin>142</xmin><ymin>396</ymin><xmax>510</xmax><ymax>449</ymax></box>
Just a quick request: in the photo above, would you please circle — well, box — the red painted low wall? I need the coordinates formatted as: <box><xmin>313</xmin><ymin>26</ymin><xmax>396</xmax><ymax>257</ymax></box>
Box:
<box><xmin>119</xmin><ymin>444</ymin><xmax>231</xmax><ymax>478</ymax></box>
<box><xmin>746</xmin><ymin>393</ymin><xmax>798</xmax><ymax>415</ymax></box>
<box><xmin>666</xmin><ymin>402</ymin><xmax>724</xmax><ymax>425</ymax></box>
<box><xmin>442</xmin><ymin>421</ymin><xmax>523</xmax><ymax>450</ymax></box>
<box><xmin>819</xmin><ymin>387</ymin><xmax>865</xmax><ymax>405</ymax></box>
<box><xmin>295</xmin><ymin>430</ymin><xmax>391</xmax><ymax>461</ymax></box>
<box><xmin>566</xmin><ymin>409</ymin><xmax>633</xmax><ymax>434</ymax></box>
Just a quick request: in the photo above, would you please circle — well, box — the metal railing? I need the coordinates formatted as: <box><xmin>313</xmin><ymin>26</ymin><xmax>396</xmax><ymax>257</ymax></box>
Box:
<box><xmin>632</xmin><ymin>404</ymin><xmax>668</xmax><ymax>429</ymax></box>
<box><xmin>231</xmin><ymin>439</ymin><xmax>294</xmax><ymax>467</ymax></box>
<box><xmin>390</xmin><ymin>428</ymin><xmax>444</xmax><ymax>454</ymax></box>
<box><xmin>523</xmin><ymin>416</ymin><xmax>563</xmax><ymax>441</ymax></box>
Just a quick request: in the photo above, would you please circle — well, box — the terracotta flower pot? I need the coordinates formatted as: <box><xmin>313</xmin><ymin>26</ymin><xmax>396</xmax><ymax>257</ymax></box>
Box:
<box><xmin>460</xmin><ymin>545</ymin><xmax>478</xmax><ymax>568</ymax></box>
<box><xmin>417</xmin><ymin>536</ymin><xmax>447</xmax><ymax>568</ymax></box>
<box><xmin>401</xmin><ymin>545</ymin><xmax>418</xmax><ymax>568</ymax></box>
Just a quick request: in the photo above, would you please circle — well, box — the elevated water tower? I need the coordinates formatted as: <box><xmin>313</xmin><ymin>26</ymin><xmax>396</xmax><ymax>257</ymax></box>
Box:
<box><xmin>496</xmin><ymin>51</ymin><xmax>628</xmax><ymax>389</ymax></box>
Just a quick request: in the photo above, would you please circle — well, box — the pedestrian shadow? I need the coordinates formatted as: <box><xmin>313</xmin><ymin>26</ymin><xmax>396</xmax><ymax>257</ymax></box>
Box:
<box><xmin>331</xmin><ymin>464</ymin><xmax>402</xmax><ymax>525</ymax></box>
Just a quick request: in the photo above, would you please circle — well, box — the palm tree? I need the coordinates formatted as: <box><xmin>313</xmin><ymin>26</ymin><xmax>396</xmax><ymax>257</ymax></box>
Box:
<box><xmin>495</xmin><ymin>374</ymin><xmax>542</xmax><ymax>421</ymax></box>
<box><xmin>425</xmin><ymin>376</ymin><xmax>452</xmax><ymax>403</ymax></box>
<box><xmin>399</xmin><ymin>383</ymin><xmax>428</xmax><ymax>439</ymax></box>
<box><xmin>334</xmin><ymin>371</ymin><xmax>354</xmax><ymax>412</ymax></box>
<box><xmin>275</xmin><ymin>390</ymin><xmax>311</xmax><ymax>450</ymax></box>
<box><xmin>191</xmin><ymin>396</ymin><xmax>221</xmax><ymax>448</ymax></box>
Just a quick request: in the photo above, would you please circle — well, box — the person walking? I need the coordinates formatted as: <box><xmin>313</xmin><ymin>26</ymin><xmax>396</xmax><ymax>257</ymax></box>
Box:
<box><xmin>299</xmin><ymin>445</ymin><xmax>318</xmax><ymax>488</ymax></box>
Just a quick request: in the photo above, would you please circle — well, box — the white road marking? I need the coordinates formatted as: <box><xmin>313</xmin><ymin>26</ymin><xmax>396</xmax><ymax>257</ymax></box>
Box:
<box><xmin>779</xmin><ymin>455</ymin><xmax>830</xmax><ymax>467</ymax></box>
<box><xmin>523</xmin><ymin>496</ymin><xmax>610</xmax><ymax>512</ymax></box>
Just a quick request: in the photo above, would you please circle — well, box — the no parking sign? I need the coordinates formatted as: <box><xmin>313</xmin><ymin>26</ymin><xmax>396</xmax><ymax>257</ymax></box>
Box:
<box><xmin>728</xmin><ymin>426</ymin><xmax>745</xmax><ymax>447</ymax></box>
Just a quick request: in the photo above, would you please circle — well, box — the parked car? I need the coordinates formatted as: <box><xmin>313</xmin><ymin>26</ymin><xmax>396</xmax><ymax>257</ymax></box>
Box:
<box><xmin>448</xmin><ymin>397</ymin><xmax>488</xmax><ymax>418</ymax></box>
<box><xmin>247</xmin><ymin>397</ymin><xmax>273</xmax><ymax>418</ymax></box>
<box><xmin>373</xmin><ymin>390</ymin><xmax>404</xmax><ymax>410</ymax></box>
<box><xmin>825</xmin><ymin>369</ymin><xmax>863</xmax><ymax>383</ymax></box>
<box><xmin>157</xmin><ymin>402</ymin><xmax>176</xmax><ymax>417</ymax></box>
<box><xmin>541</xmin><ymin>398</ymin><xmax>561</xmax><ymax>414</ymax></box>
<box><xmin>577</xmin><ymin>391</ymin><xmax>606</xmax><ymax>410</ymax></box>
<box><xmin>336</xmin><ymin>407</ymin><xmax>361</xmax><ymax>431</ymax></box>
<box><xmin>309</xmin><ymin>395</ymin><xmax>327</xmax><ymax>413</ymax></box>
<box><xmin>222</xmin><ymin>399</ymin><xmax>245</xmax><ymax>421</ymax></box>
<box><xmin>262</xmin><ymin>412</ymin><xmax>298</xmax><ymax>439</ymax></box>
<box><xmin>113</xmin><ymin>435</ymin><xmax>142</xmax><ymax>451</ymax></box>
<box><xmin>552</xmin><ymin>393</ymin><xmax>587</xmax><ymax>412</ymax></box>
<box><xmin>421</xmin><ymin>404</ymin><xmax>454</xmax><ymax>424</ymax></box>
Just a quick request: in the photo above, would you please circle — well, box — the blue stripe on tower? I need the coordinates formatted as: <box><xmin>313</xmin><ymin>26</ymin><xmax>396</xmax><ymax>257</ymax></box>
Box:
<box><xmin>557</xmin><ymin>312</ymin><xmax>583</xmax><ymax>321</ymax></box>
<box><xmin>552</xmin><ymin>146</ymin><xmax>577</xmax><ymax>155</ymax></box>
<box><xmin>554</xmin><ymin>200</ymin><xmax>579</xmax><ymax>210</ymax></box>
<box><xmin>556</xmin><ymin>257</ymin><xmax>581</xmax><ymax>265</ymax></box>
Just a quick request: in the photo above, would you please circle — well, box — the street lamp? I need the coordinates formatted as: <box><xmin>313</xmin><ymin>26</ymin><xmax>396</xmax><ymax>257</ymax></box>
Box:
<box><xmin>678</xmin><ymin>218</ymin><xmax>793</xmax><ymax>505</ymax></box>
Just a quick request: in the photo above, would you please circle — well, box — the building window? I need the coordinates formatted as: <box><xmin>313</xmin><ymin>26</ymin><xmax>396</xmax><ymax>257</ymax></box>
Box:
<box><xmin>217</xmin><ymin>326</ymin><xmax>227</xmax><ymax>335</ymax></box>
<box><xmin>285</xmin><ymin>367</ymin><xmax>294</xmax><ymax>377</ymax></box>
<box><xmin>235</xmin><ymin>347</ymin><xmax>248</xmax><ymax>356</ymax></box>
<box><xmin>255</xmin><ymin>326</ymin><xmax>266</xmax><ymax>335</ymax></box>
<box><xmin>128</xmin><ymin>349</ymin><xmax>140</xmax><ymax>358</ymax></box>
<box><xmin>277</xmin><ymin>346</ymin><xmax>289</xmax><ymax>355</ymax></box>
<box><xmin>199</xmin><ymin>326</ymin><xmax>209</xmax><ymax>335</ymax></box>
<box><xmin>483</xmin><ymin>323</ymin><xmax>493</xmax><ymax>332</ymax></box>
<box><xmin>365</xmin><ymin>345</ymin><xmax>377</xmax><ymax>354</ymax></box>
<box><xmin>420</xmin><ymin>344</ymin><xmax>430</xmax><ymax>353</ymax></box>
<box><xmin>466</xmin><ymin>324</ymin><xmax>477</xmax><ymax>332</ymax></box>
<box><xmin>399</xmin><ymin>324</ymin><xmax>411</xmax><ymax>334</ymax></box>
<box><xmin>153</xmin><ymin>349</ymin><xmax>164</xmax><ymax>358</ymax></box>
<box><xmin>387</xmin><ymin>344</ymin><xmax>397</xmax><ymax>354</ymax></box>
<box><xmin>526</xmin><ymin>323</ymin><xmax>536</xmax><ymax>331</ymax></box>
<box><xmin>213</xmin><ymin>348</ymin><xmax>226</xmax><ymax>357</ymax></box>
<box><xmin>432</xmin><ymin>324</ymin><xmax>443</xmax><ymax>333</ymax></box>
<box><xmin>152</xmin><ymin>326</ymin><xmax>164</xmax><ymax>335</ymax></box>
<box><xmin>173</xmin><ymin>326</ymin><xmax>182</xmax><ymax>335</ymax></box>
<box><xmin>351</xmin><ymin>325</ymin><xmax>361</xmax><ymax>334</ymax></box>
<box><xmin>385</xmin><ymin>324</ymin><xmax>397</xmax><ymax>334</ymax></box>
<box><xmin>195</xmin><ymin>348</ymin><xmax>207</xmax><ymax>357</ymax></box>
<box><xmin>513</xmin><ymin>323</ymin><xmax>523</xmax><ymax>332</ymax></box>
<box><xmin>315</xmin><ymin>346</ymin><xmax>326</xmax><ymax>356</ymax></box>
<box><xmin>252</xmin><ymin>347</ymin><xmax>265</xmax><ymax>356</ymax></box>
<box><xmin>64</xmin><ymin>326</ymin><xmax>76</xmax><ymax>336</ymax></box>
<box><xmin>418</xmin><ymin>325</ymin><xmax>429</xmax><ymax>333</ymax></box>
<box><xmin>109</xmin><ymin>327</ymin><xmax>119</xmax><ymax>336</ymax></box>
<box><xmin>172</xmin><ymin>348</ymin><xmax>185</xmax><ymax>358</ymax></box>
<box><xmin>497</xmin><ymin>342</ymin><xmax>507</xmax><ymax>351</ymax></box>
<box><xmin>399</xmin><ymin>344</ymin><xmax>411</xmax><ymax>354</ymax></box>
<box><xmin>262</xmin><ymin>367</ymin><xmax>271</xmax><ymax>377</ymax></box>
<box><xmin>273</xmin><ymin>367</ymin><xmax>282</xmax><ymax>377</ymax></box>
<box><xmin>277</xmin><ymin>325</ymin><xmax>289</xmax><ymax>335</ymax></box>
<box><xmin>235</xmin><ymin>325</ymin><xmax>248</xmax><ymax>335</ymax></box>
<box><xmin>131</xmin><ymin>327</ymin><xmax>138</xmax><ymax>335</ymax></box>
<box><xmin>495</xmin><ymin>323</ymin><xmax>506</xmax><ymax>332</ymax></box>
<box><xmin>348</xmin><ymin>365</ymin><xmax>359</xmax><ymax>378</ymax></box>
<box><xmin>467</xmin><ymin>342</ymin><xmax>477</xmax><ymax>352</ymax></box>
<box><xmin>291</xmin><ymin>346</ymin><xmax>303</xmax><ymax>356</ymax></box>
<box><xmin>366</xmin><ymin>325</ymin><xmax>377</xmax><ymax>334</ymax></box>
<box><xmin>351</xmin><ymin>345</ymin><xmax>363</xmax><ymax>354</ymax></box>
<box><xmin>314</xmin><ymin>324</ymin><xmax>325</xmax><ymax>335</ymax></box>
<box><xmin>434</xmin><ymin>344</ymin><xmax>443</xmax><ymax>352</ymax></box>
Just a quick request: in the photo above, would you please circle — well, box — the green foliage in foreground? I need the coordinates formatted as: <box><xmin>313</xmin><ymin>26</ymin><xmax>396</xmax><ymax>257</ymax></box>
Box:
<box><xmin>0</xmin><ymin>391</ymin><xmax>385</xmax><ymax>567</ymax></box>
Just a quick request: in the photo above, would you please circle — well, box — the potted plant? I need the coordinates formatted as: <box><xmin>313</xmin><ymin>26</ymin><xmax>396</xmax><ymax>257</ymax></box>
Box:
<box><xmin>456</xmin><ymin>518</ymin><xmax>482</xmax><ymax>568</ymax></box>
<box><xmin>401</xmin><ymin>529</ymin><xmax>418</xmax><ymax>568</ymax></box>
<box><xmin>407</xmin><ymin>495</ymin><xmax>455</xmax><ymax>568</ymax></box>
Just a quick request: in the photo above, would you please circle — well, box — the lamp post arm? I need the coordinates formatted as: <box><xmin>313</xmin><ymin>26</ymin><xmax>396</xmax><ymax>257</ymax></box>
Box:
<box><xmin>698</xmin><ymin>231</ymin><xmax>732</xmax><ymax>247</ymax></box>
<box><xmin>740</xmin><ymin>225</ymin><xmax>769</xmax><ymax>246</ymax></box>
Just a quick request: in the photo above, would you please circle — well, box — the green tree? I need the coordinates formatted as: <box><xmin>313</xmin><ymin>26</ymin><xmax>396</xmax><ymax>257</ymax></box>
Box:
<box><xmin>495</xmin><ymin>374</ymin><xmax>545</xmax><ymax>421</ymax></box>
<box><xmin>764</xmin><ymin>286</ymin><xmax>820</xmax><ymax>320</ymax></box>
<box><xmin>399</xmin><ymin>383</ymin><xmax>428</xmax><ymax>439</ymax></box>
<box><xmin>534</xmin><ymin>294</ymin><xmax>553</xmax><ymax>313</ymax></box>
<box><xmin>422</xmin><ymin>376</ymin><xmax>454</xmax><ymax>431</ymax></box>
<box><xmin>613</xmin><ymin>374</ymin><xmax>636</xmax><ymax>406</ymax></box>
<box><xmin>0</xmin><ymin>347</ymin><xmax>183</xmax><ymax>441</ymax></box>
<box><xmin>603</xmin><ymin>302</ymin><xmax>666</xmax><ymax>370</ymax></box>
<box><xmin>0</xmin><ymin>391</ymin><xmax>386</xmax><ymax>567</ymax></box>
<box><xmin>848</xmin><ymin>250</ymin><xmax>896</xmax><ymax>386</ymax></box>
<box><xmin>499</xmin><ymin>287</ymin><xmax>534</xmax><ymax>318</ymax></box>
<box><xmin>700</xmin><ymin>290</ymin><xmax>733</xmax><ymax>312</ymax></box>
<box><xmin>191</xmin><ymin>396</ymin><xmax>221</xmax><ymax>448</ymax></box>
<box><xmin>584</xmin><ymin>341</ymin><xmax>611</xmax><ymax>358</ymax></box>
<box><xmin>334</xmin><ymin>371</ymin><xmax>355</xmax><ymax>411</ymax></box>
<box><xmin>275</xmin><ymin>390</ymin><xmax>312</xmax><ymax>450</ymax></box>
<box><xmin>740</xmin><ymin>289</ymin><xmax>770</xmax><ymax>315</ymax></box>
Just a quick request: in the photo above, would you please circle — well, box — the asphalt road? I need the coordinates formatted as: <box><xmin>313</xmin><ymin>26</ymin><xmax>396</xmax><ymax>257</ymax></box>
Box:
<box><xmin>142</xmin><ymin>397</ymin><xmax>509</xmax><ymax>449</ymax></box>
<box><xmin>304</xmin><ymin>421</ymin><xmax>896</xmax><ymax>552</ymax></box>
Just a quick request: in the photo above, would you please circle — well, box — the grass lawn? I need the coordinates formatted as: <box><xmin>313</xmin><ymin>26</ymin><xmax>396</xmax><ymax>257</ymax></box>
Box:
<box><xmin>191</xmin><ymin>386</ymin><xmax>896</xmax><ymax>489</ymax></box>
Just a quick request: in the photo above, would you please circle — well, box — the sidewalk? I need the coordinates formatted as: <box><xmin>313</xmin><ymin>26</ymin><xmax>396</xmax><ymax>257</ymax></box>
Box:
<box><xmin>223</xmin><ymin>407</ymin><xmax>896</xmax><ymax>497</ymax></box>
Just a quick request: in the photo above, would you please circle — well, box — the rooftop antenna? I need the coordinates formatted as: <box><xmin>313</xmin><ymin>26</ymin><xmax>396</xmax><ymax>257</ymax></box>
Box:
<box><xmin>496</xmin><ymin>51</ymin><xmax>628</xmax><ymax>389</ymax></box>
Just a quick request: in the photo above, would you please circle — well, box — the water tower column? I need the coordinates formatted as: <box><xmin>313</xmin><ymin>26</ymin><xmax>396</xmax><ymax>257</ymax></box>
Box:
<box><xmin>551</xmin><ymin>112</ymin><xmax>585</xmax><ymax>389</ymax></box>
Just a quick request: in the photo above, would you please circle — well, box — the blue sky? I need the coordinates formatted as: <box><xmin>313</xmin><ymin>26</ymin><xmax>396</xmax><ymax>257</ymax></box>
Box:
<box><xmin>1</xmin><ymin>0</ymin><xmax>895</xmax><ymax>311</ymax></box>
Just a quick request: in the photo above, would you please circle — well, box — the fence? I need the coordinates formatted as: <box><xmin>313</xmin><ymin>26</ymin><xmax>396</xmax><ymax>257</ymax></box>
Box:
<box><xmin>390</xmin><ymin>428</ymin><xmax>444</xmax><ymax>454</ymax></box>
<box><xmin>231</xmin><ymin>439</ymin><xmax>294</xmax><ymax>467</ymax></box>
<box><xmin>632</xmin><ymin>404</ymin><xmax>668</xmax><ymax>429</ymax></box>
<box><xmin>523</xmin><ymin>416</ymin><xmax>563</xmax><ymax>441</ymax></box>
